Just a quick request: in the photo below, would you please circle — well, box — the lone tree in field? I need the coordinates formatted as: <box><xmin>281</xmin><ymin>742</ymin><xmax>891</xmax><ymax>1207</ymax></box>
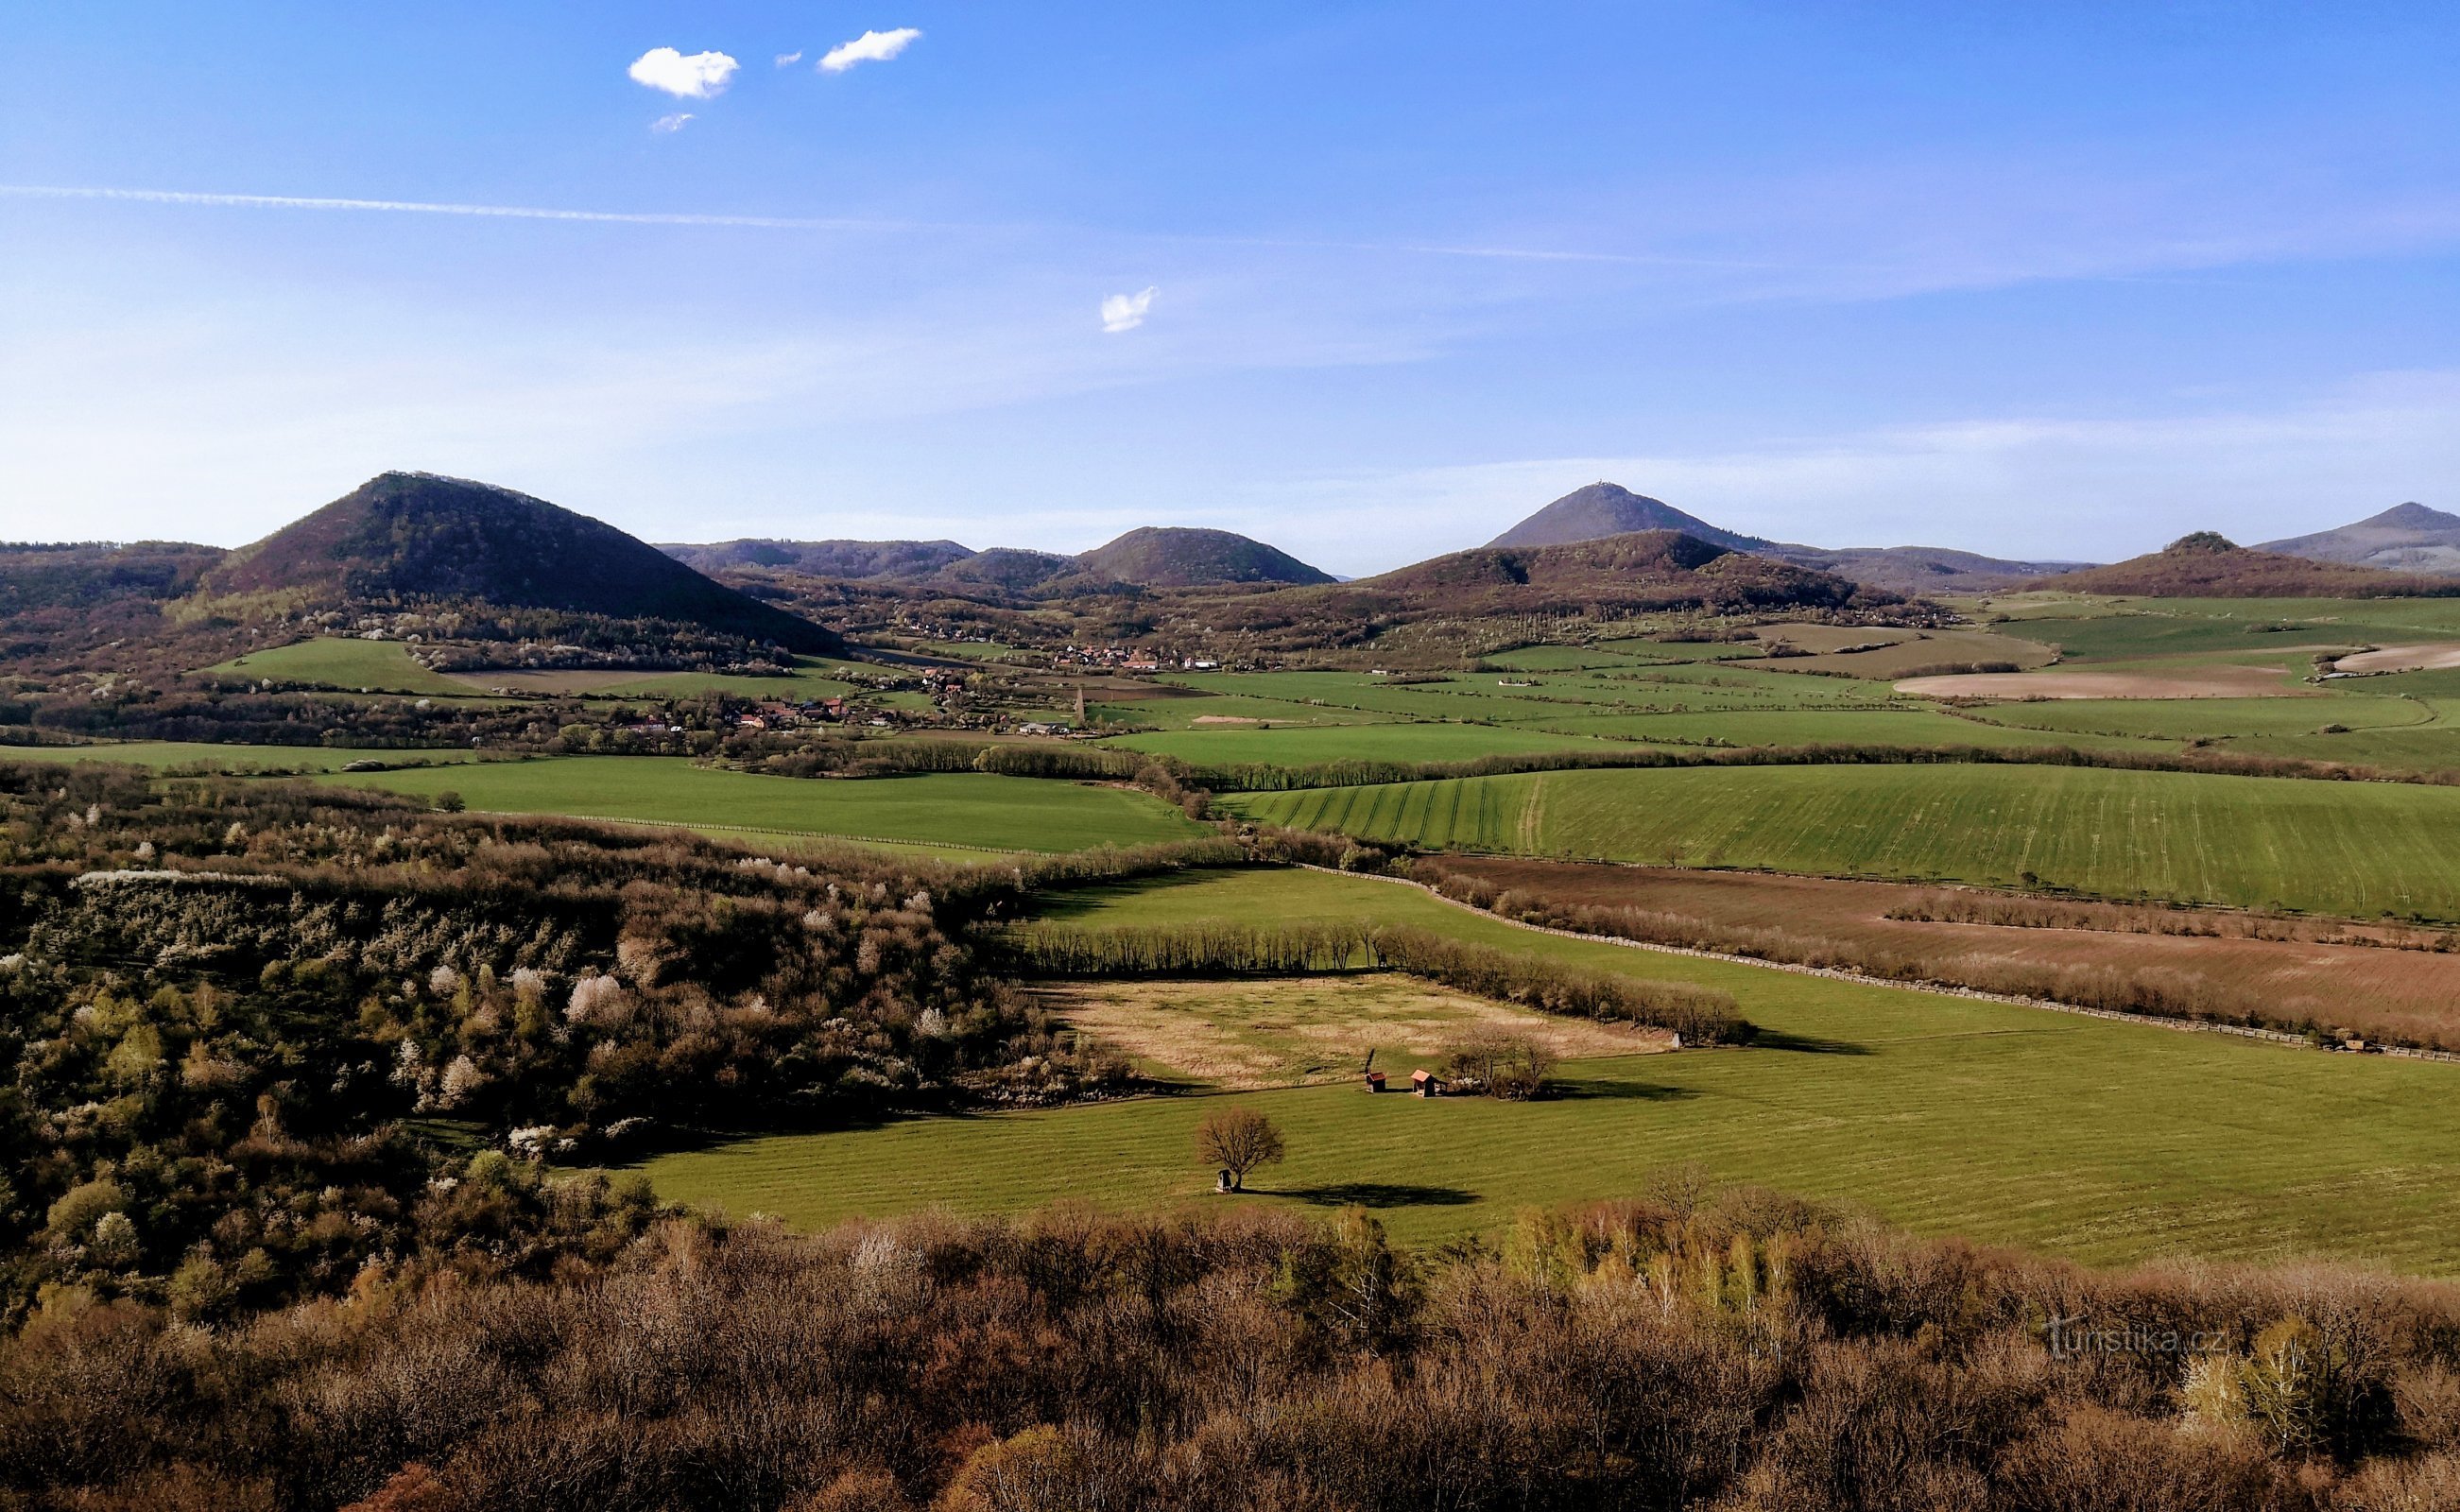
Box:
<box><xmin>1196</xmin><ymin>1107</ymin><xmax>1285</xmax><ymax>1193</ymax></box>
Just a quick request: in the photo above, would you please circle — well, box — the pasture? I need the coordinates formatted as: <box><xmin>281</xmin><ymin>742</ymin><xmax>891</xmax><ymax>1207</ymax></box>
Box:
<box><xmin>314</xmin><ymin>758</ymin><xmax>1207</xmax><ymax>852</ymax></box>
<box><xmin>1036</xmin><ymin>972</ymin><xmax>1665</xmax><ymax>1089</ymax></box>
<box><xmin>1102</xmin><ymin>721</ymin><xmax>1620</xmax><ymax>765</ymax></box>
<box><xmin>1222</xmin><ymin>762</ymin><xmax>2460</xmax><ymax>918</ymax></box>
<box><xmin>637</xmin><ymin>867</ymin><xmax>2460</xmax><ymax>1271</ymax></box>
<box><xmin>204</xmin><ymin>637</ymin><xmax>480</xmax><ymax>696</ymax></box>
<box><xmin>0</xmin><ymin>741</ymin><xmax>484</xmax><ymax>773</ymax></box>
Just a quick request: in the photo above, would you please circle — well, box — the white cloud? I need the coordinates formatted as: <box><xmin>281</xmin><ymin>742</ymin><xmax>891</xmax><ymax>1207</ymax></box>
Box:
<box><xmin>628</xmin><ymin>47</ymin><xmax>739</xmax><ymax>99</ymax></box>
<box><xmin>1100</xmin><ymin>287</ymin><xmax>1157</xmax><ymax>333</ymax></box>
<box><xmin>819</xmin><ymin>28</ymin><xmax>921</xmax><ymax>73</ymax></box>
<box><xmin>774</xmin><ymin>50</ymin><xmax>803</xmax><ymax>67</ymax></box>
<box><xmin>650</xmin><ymin>112</ymin><xmax>695</xmax><ymax>134</ymax></box>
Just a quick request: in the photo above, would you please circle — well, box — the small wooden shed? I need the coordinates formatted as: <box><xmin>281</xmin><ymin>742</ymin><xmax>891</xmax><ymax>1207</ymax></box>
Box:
<box><xmin>1411</xmin><ymin>1069</ymin><xmax>1443</xmax><ymax>1097</ymax></box>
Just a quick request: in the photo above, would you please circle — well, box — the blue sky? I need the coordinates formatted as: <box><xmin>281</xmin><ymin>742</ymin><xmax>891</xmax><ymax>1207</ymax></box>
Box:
<box><xmin>3</xmin><ymin>2</ymin><xmax>2456</xmax><ymax>573</ymax></box>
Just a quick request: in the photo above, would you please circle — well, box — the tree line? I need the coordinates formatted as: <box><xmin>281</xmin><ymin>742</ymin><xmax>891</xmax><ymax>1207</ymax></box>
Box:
<box><xmin>1404</xmin><ymin>854</ymin><xmax>2460</xmax><ymax>1053</ymax></box>
<box><xmin>1001</xmin><ymin>919</ymin><xmax>1752</xmax><ymax>1045</ymax></box>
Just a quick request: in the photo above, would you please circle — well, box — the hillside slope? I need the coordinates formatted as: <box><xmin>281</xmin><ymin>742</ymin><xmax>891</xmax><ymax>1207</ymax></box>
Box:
<box><xmin>198</xmin><ymin>472</ymin><xmax>840</xmax><ymax>651</ymax></box>
<box><xmin>662</xmin><ymin>539</ymin><xmax>973</xmax><ymax>580</ymax></box>
<box><xmin>2259</xmin><ymin>503</ymin><xmax>2460</xmax><ymax>575</ymax></box>
<box><xmin>1363</xmin><ymin>528</ymin><xmax>1869</xmax><ymax>611</ymax></box>
<box><xmin>1488</xmin><ymin>482</ymin><xmax>2081</xmax><ymax>592</ymax></box>
<box><xmin>1075</xmin><ymin>526</ymin><xmax>1334</xmax><ymax>588</ymax></box>
<box><xmin>1764</xmin><ymin>543</ymin><xmax>2090</xmax><ymax>594</ymax></box>
<box><xmin>1488</xmin><ymin>483</ymin><xmax>1774</xmax><ymax>552</ymax></box>
<box><xmin>2034</xmin><ymin>532</ymin><xmax>2459</xmax><ymax>598</ymax></box>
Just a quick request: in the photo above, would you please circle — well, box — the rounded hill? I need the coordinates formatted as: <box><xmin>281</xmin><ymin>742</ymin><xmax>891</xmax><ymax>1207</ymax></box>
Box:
<box><xmin>197</xmin><ymin>472</ymin><xmax>840</xmax><ymax>652</ymax></box>
<box><xmin>1487</xmin><ymin>483</ymin><xmax>1775</xmax><ymax>553</ymax></box>
<box><xmin>2033</xmin><ymin>532</ymin><xmax>2460</xmax><ymax>599</ymax></box>
<box><xmin>1075</xmin><ymin>526</ymin><xmax>1335</xmax><ymax>588</ymax></box>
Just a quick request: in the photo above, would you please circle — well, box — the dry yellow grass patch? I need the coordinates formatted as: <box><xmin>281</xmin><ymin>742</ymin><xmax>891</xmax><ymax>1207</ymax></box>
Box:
<box><xmin>1038</xmin><ymin>973</ymin><xmax>1669</xmax><ymax>1090</ymax></box>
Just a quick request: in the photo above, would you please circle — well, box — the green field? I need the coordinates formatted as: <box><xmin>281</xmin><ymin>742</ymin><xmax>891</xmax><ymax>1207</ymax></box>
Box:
<box><xmin>638</xmin><ymin>868</ymin><xmax>2460</xmax><ymax>1271</ymax></box>
<box><xmin>1102</xmin><ymin>721</ymin><xmax>1620</xmax><ymax>765</ymax></box>
<box><xmin>205</xmin><ymin>637</ymin><xmax>481</xmax><ymax>696</ymax></box>
<box><xmin>316</xmin><ymin>758</ymin><xmax>1208</xmax><ymax>852</ymax></box>
<box><xmin>1</xmin><ymin>741</ymin><xmax>484</xmax><ymax>773</ymax></box>
<box><xmin>1223</xmin><ymin>762</ymin><xmax>2460</xmax><ymax>918</ymax></box>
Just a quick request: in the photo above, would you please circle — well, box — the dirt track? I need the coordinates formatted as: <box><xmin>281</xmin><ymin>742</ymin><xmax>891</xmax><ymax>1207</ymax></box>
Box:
<box><xmin>1896</xmin><ymin>666</ymin><xmax>2306</xmax><ymax>698</ymax></box>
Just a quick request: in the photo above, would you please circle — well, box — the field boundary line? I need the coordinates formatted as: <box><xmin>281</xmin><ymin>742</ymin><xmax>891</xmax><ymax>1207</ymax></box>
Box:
<box><xmin>1300</xmin><ymin>866</ymin><xmax>2460</xmax><ymax>1065</ymax></box>
<box><xmin>466</xmin><ymin>810</ymin><xmax>1022</xmax><ymax>855</ymax></box>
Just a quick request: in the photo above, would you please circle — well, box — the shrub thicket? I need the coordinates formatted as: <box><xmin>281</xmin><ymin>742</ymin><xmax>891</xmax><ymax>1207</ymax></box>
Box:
<box><xmin>5</xmin><ymin>1194</ymin><xmax>2459</xmax><ymax>1510</ymax></box>
<box><xmin>1003</xmin><ymin>919</ymin><xmax>1751</xmax><ymax>1044</ymax></box>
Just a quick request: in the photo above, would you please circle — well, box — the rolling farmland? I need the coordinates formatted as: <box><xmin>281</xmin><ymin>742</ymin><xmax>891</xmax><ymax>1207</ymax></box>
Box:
<box><xmin>316</xmin><ymin>757</ymin><xmax>1208</xmax><ymax>852</ymax></box>
<box><xmin>639</xmin><ymin>867</ymin><xmax>2460</xmax><ymax>1270</ymax></box>
<box><xmin>1224</xmin><ymin>762</ymin><xmax>2460</xmax><ymax>918</ymax></box>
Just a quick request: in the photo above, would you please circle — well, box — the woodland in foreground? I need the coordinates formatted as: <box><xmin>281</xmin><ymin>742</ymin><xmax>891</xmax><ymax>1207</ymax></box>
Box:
<box><xmin>10</xmin><ymin>1195</ymin><xmax>2460</xmax><ymax>1511</ymax></box>
<box><xmin>7</xmin><ymin>762</ymin><xmax>2460</xmax><ymax>1510</ymax></box>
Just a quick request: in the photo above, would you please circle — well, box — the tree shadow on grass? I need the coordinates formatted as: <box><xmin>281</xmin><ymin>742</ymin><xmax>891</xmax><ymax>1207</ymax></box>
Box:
<box><xmin>1277</xmin><ymin>1182</ymin><xmax>1479</xmax><ymax>1209</ymax></box>
<box><xmin>1549</xmin><ymin>1078</ymin><xmax>1702</xmax><ymax>1102</ymax></box>
<box><xmin>1752</xmin><ymin>1029</ymin><xmax>1874</xmax><ymax>1056</ymax></box>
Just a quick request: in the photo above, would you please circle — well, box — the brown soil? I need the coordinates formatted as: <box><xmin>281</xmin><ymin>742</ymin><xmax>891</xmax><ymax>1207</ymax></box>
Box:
<box><xmin>1036</xmin><ymin>973</ymin><xmax>1666</xmax><ymax>1089</ymax></box>
<box><xmin>2335</xmin><ymin>644</ymin><xmax>2460</xmax><ymax>674</ymax></box>
<box><xmin>1742</xmin><ymin>627</ymin><xmax>2059</xmax><ymax>679</ymax></box>
<box><xmin>1436</xmin><ymin>856</ymin><xmax>2460</xmax><ymax>1048</ymax></box>
<box><xmin>1191</xmin><ymin>715</ymin><xmax>1265</xmax><ymax>725</ymax></box>
<box><xmin>1896</xmin><ymin>666</ymin><xmax>2307</xmax><ymax>699</ymax></box>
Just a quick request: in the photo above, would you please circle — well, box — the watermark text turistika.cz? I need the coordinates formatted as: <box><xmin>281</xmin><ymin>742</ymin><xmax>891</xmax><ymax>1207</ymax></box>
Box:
<box><xmin>2044</xmin><ymin>1313</ymin><xmax>2229</xmax><ymax>1361</ymax></box>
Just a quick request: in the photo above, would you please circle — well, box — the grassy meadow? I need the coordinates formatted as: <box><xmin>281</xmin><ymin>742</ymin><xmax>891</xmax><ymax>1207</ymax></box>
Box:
<box><xmin>205</xmin><ymin>637</ymin><xmax>482</xmax><ymax>696</ymax></box>
<box><xmin>2</xmin><ymin>741</ymin><xmax>486</xmax><ymax>773</ymax></box>
<box><xmin>315</xmin><ymin>757</ymin><xmax>1207</xmax><ymax>852</ymax></box>
<box><xmin>1224</xmin><ymin>762</ymin><xmax>2460</xmax><ymax>919</ymax></box>
<box><xmin>637</xmin><ymin>867</ymin><xmax>2460</xmax><ymax>1271</ymax></box>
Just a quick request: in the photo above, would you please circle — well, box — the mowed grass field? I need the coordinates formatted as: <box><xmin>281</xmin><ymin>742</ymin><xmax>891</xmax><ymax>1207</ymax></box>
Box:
<box><xmin>204</xmin><ymin>637</ymin><xmax>482</xmax><ymax>696</ymax></box>
<box><xmin>638</xmin><ymin>868</ymin><xmax>2460</xmax><ymax>1271</ymax></box>
<box><xmin>1223</xmin><ymin>763</ymin><xmax>2460</xmax><ymax>919</ymax></box>
<box><xmin>1101</xmin><ymin>721</ymin><xmax>1623</xmax><ymax>765</ymax></box>
<box><xmin>2</xmin><ymin>741</ymin><xmax>484</xmax><ymax>772</ymax></box>
<box><xmin>315</xmin><ymin>758</ymin><xmax>1207</xmax><ymax>852</ymax></box>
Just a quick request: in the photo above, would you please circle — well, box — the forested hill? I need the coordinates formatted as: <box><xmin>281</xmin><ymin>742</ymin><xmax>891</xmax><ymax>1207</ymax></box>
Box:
<box><xmin>1075</xmin><ymin>525</ymin><xmax>1336</xmax><ymax>588</ymax></box>
<box><xmin>1361</xmin><ymin>528</ymin><xmax>1876</xmax><ymax>613</ymax></box>
<box><xmin>196</xmin><ymin>472</ymin><xmax>842</xmax><ymax>652</ymax></box>
<box><xmin>2034</xmin><ymin>531</ymin><xmax>2460</xmax><ymax>599</ymax></box>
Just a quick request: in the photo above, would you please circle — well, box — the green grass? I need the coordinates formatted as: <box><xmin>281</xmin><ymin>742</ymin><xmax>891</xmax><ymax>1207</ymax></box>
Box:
<box><xmin>637</xmin><ymin>868</ymin><xmax>2460</xmax><ymax>1271</ymax></box>
<box><xmin>1</xmin><ymin>741</ymin><xmax>484</xmax><ymax>773</ymax></box>
<box><xmin>312</xmin><ymin>758</ymin><xmax>1208</xmax><ymax>852</ymax></box>
<box><xmin>1084</xmin><ymin>693</ymin><xmax>1402</xmax><ymax>732</ymax></box>
<box><xmin>1964</xmin><ymin>695</ymin><xmax>2430</xmax><ymax>740</ymax></box>
<box><xmin>1101</xmin><ymin>722</ymin><xmax>1620</xmax><ymax>765</ymax></box>
<box><xmin>572</xmin><ymin>667</ymin><xmax>861</xmax><ymax>699</ymax></box>
<box><xmin>1223</xmin><ymin>763</ymin><xmax>2460</xmax><ymax>919</ymax></box>
<box><xmin>204</xmin><ymin>638</ymin><xmax>479</xmax><ymax>696</ymax></box>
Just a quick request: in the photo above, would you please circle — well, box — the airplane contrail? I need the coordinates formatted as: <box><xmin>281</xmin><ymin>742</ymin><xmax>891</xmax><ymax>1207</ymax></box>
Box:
<box><xmin>0</xmin><ymin>181</ymin><xmax>1774</xmax><ymax>269</ymax></box>
<box><xmin>0</xmin><ymin>182</ymin><xmax>923</xmax><ymax>232</ymax></box>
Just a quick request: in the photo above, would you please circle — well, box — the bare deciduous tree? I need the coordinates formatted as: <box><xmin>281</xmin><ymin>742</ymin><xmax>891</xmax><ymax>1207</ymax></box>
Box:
<box><xmin>1195</xmin><ymin>1107</ymin><xmax>1284</xmax><ymax>1192</ymax></box>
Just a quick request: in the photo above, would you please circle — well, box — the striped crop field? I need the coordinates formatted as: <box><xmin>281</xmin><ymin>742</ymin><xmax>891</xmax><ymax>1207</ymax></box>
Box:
<box><xmin>1222</xmin><ymin>762</ymin><xmax>2460</xmax><ymax>919</ymax></box>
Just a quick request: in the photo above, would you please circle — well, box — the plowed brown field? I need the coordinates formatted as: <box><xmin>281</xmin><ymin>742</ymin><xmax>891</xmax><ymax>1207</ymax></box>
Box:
<box><xmin>1437</xmin><ymin>856</ymin><xmax>2460</xmax><ymax>1047</ymax></box>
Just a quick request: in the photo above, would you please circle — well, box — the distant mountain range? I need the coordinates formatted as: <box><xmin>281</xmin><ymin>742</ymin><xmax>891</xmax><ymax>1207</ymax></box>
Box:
<box><xmin>2032</xmin><ymin>531</ymin><xmax>2460</xmax><ymax>599</ymax></box>
<box><xmin>1360</xmin><ymin>527</ymin><xmax>1865</xmax><ymax>612</ymax></box>
<box><xmin>199</xmin><ymin>472</ymin><xmax>840</xmax><ymax>652</ymax></box>
<box><xmin>1486</xmin><ymin>483</ymin><xmax>2088</xmax><ymax>593</ymax></box>
<box><xmin>665</xmin><ymin>524</ymin><xmax>1335</xmax><ymax>594</ymax></box>
<box><xmin>2257</xmin><ymin>503</ymin><xmax>2460</xmax><ymax>575</ymax></box>
<box><xmin>1487</xmin><ymin>484</ymin><xmax>1778</xmax><ymax>554</ymax></box>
